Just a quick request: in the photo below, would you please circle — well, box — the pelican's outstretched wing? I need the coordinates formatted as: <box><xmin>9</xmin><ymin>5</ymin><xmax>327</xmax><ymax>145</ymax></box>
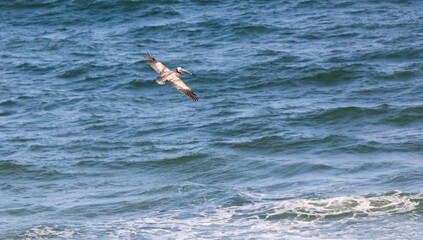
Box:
<box><xmin>145</xmin><ymin>52</ymin><xmax>172</xmax><ymax>76</ymax></box>
<box><xmin>170</xmin><ymin>78</ymin><xmax>198</xmax><ymax>101</ymax></box>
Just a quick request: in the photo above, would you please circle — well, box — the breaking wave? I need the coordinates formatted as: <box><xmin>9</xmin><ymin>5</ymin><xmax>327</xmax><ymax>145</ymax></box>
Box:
<box><xmin>15</xmin><ymin>191</ymin><xmax>423</xmax><ymax>239</ymax></box>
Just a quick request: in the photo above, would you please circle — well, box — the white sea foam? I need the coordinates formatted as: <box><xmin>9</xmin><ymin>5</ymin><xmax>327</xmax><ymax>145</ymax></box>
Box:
<box><xmin>48</xmin><ymin>190</ymin><xmax>420</xmax><ymax>240</ymax></box>
<box><xmin>21</xmin><ymin>226</ymin><xmax>77</xmax><ymax>239</ymax></box>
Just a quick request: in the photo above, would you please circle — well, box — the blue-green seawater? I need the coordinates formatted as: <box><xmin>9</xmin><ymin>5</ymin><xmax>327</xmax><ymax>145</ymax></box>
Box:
<box><xmin>1</xmin><ymin>0</ymin><xmax>423</xmax><ymax>239</ymax></box>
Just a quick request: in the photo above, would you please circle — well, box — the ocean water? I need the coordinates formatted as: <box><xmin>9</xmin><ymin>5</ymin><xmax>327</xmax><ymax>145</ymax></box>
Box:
<box><xmin>1</xmin><ymin>0</ymin><xmax>423</xmax><ymax>239</ymax></box>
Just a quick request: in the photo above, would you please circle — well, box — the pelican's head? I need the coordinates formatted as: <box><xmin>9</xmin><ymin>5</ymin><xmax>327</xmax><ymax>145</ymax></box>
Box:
<box><xmin>176</xmin><ymin>67</ymin><xmax>192</xmax><ymax>75</ymax></box>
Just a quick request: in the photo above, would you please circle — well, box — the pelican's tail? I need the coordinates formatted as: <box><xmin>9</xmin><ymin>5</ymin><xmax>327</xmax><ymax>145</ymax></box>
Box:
<box><xmin>156</xmin><ymin>76</ymin><xmax>167</xmax><ymax>85</ymax></box>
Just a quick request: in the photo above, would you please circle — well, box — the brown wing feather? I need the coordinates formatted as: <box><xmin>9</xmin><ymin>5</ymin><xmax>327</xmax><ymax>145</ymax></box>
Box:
<box><xmin>170</xmin><ymin>78</ymin><xmax>198</xmax><ymax>101</ymax></box>
<box><xmin>145</xmin><ymin>52</ymin><xmax>172</xmax><ymax>76</ymax></box>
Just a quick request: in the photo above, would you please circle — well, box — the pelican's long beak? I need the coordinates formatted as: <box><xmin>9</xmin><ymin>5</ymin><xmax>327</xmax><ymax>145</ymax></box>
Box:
<box><xmin>181</xmin><ymin>68</ymin><xmax>192</xmax><ymax>75</ymax></box>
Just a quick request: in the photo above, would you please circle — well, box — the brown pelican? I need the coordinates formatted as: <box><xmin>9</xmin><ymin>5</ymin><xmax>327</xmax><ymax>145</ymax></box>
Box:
<box><xmin>145</xmin><ymin>53</ymin><xmax>198</xmax><ymax>101</ymax></box>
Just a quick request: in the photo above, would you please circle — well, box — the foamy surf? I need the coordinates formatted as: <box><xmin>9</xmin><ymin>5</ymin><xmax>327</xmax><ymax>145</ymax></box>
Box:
<box><xmin>21</xmin><ymin>226</ymin><xmax>77</xmax><ymax>239</ymax></box>
<box><xmin>19</xmin><ymin>191</ymin><xmax>422</xmax><ymax>239</ymax></box>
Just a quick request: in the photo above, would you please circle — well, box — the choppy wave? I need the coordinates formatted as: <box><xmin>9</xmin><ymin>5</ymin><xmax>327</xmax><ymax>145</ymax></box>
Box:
<box><xmin>19</xmin><ymin>226</ymin><xmax>77</xmax><ymax>239</ymax></box>
<box><xmin>1</xmin><ymin>0</ymin><xmax>423</xmax><ymax>238</ymax></box>
<box><xmin>13</xmin><ymin>191</ymin><xmax>422</xmax><ymax>239</ymax></box>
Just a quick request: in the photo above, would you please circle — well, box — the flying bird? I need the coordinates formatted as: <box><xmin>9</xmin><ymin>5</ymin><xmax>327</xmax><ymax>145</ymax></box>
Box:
<box><xmin>145</xmin><ymin>52</ymin><xmax>198</xmax><ymax>101</ymax></box>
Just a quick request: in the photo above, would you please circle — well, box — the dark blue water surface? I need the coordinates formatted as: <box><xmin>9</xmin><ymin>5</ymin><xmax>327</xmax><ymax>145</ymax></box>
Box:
<box><xmin>1</xmin><ymin>0</ymin><xmax>423</xmax><ymax>239</ymax></box>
